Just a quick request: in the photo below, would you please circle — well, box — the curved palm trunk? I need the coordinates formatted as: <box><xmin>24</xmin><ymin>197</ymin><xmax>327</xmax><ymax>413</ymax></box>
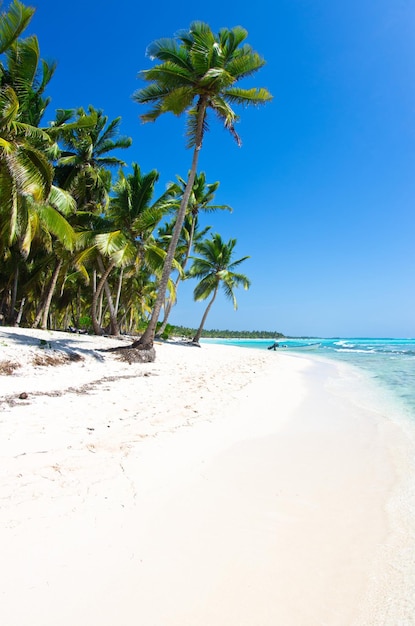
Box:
<box><xmin>192</xmin><ymin>283</ymin><xmax>219</xmax><ymax>344</ymax></box>
<box><xmin>97</xmin><ymin>256</ymin><xmax>120</xmax><ymax>336</ymax></box>
<box><xmin>41</xmin><ymin>258</ymin><xmax>63</xmax><ymax>330</ymax></box>
<box><xmin>15</xmin><ymin>296</ymin><xmax>26</xmax><ymax>326</ymax></box>
<box><xmin>114</xmin><ymin>267</ymin><xmax>124</xmax><ymax>319</ymax></box>
<box><xmin>32</xmin><ymin>259</ymin><xmax>63</xmax><ymax>329</ymax></box>
<box><xmin>132</xmin><ymin>98</ymin><xmax>208</xmax><ymax>351</ymax></box>
<box><xmin>91</xmin><ymin>258</ymin><xmax>116</xmax><ymax>335</ymax></box>
<box><xmin>157</xmin><ymin>218</ymin><xmax>197</xmax><ymax>336</ymax></box>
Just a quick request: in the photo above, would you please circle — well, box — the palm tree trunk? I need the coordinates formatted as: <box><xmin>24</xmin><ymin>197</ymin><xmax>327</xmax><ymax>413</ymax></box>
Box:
<box><xmin>15</xmin><ymin>296</ymin><xmax>26</xmax><ymax>326</ymax></box>
<box><xmin>91</xmin><ymin>258</ymin><xmax>116</xmax><ymax>335</ymax></box>
<box><xmin>133</xmin><ymin>97</ymin><xmax>208</xmax><ymax>351</ymax></box>
<box><xmin>114</xmin><ymin>267</ymin><xmax>124</xmax><ymax>319</ymax></box>
<box><xmin>157</xmin><ymin>222</ymin><xmax>195</xmax><ymax>336</ymax></box>
<box><xmin>192</xmin><ymin>284</ymin><xmax>218</xmax><ymax>344</ymax></box>
<box><xmin>40</xmin><ymin>259</ymin><xmax>63</xmax><ymax>330</ymax></box>
<box><xmin>32</xmin><ymin>259</ymin><xmax>62</xmax><ymax>329</ymax></box>
<box><xmin>9</xmin><ymin>266</ymin><xmax>19</xmax><ymax>324</ymax></box>
<box><xmin>97</xmin><ymin>256</ymin><xmax>120</xmax><ymax>336</ymax></box>
<box><xmin>157</xmin><ymin>273</ymin><xmax>179</xmax><ymax>336</ymax></box>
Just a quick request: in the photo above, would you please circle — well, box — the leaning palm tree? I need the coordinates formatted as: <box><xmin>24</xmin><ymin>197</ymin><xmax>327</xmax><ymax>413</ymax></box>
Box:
<box><xmin>132</xmin><ymin>21</ymin><xmax>271</xmax><ymax>351</ymax></box>
<box><xmin>188</xmin><ymin>233</ymin><xmax>250</xmax><ymax>344</ymax></box>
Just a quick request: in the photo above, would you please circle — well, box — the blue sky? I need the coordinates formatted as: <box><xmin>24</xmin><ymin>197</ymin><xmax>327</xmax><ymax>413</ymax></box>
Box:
<box><xmin>28</xmin><ymin>0</ymin><xmax>415</xmax><ymax>337</ymax></box>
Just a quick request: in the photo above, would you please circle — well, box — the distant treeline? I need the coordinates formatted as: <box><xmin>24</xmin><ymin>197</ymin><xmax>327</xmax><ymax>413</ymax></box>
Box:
<box><xmin>169</xmin><ymin>326</ymin><xmax>285</xmax><ymax>339</ymax></box>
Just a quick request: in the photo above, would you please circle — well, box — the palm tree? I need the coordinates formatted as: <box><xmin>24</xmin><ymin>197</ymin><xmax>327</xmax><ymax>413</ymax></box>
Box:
<box><xmin>109</xmin><ymin>164</ymin><xmax>173</xmax><ymax>253</ymax></box>
<box><xmin>54</xmin><ymin>106</ymin><xmax>132</xmax><ymax>212</ymax></box>
<box><xmin>188</xmin><ymin>233</ymin><xmax>250</xmax><ymax>344</ymax></box>
<box><xmin>156</xmin><ymin>171</ymin><xmax>231</xmax><ymax>336</ymax></box>
<box><xmin>132</xmin><ymin>21</ymin><xmax>271</xmax><ymax>351</ymax></box>
<box><xmin>96</xmin><ymin>163</ymin><xmax>175</xmax><ymax>333</ymax></box>
<box><xmin>53</xmin><ymin>106</ymin><xmax>132</xmax><ymax>334</ymax></box>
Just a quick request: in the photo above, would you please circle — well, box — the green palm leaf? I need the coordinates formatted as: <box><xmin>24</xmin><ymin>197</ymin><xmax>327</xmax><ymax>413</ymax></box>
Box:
<box><xmin>0</xmin><ymin>0</ymin><xmax>34</xmax><ymax>56</ymax></box>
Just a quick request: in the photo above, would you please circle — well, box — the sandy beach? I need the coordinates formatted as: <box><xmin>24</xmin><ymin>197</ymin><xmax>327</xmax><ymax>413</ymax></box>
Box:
<box><xmin>0</xmin><ymin>327</ymin><xmax>414</xmax><ymax>625</ymax></box>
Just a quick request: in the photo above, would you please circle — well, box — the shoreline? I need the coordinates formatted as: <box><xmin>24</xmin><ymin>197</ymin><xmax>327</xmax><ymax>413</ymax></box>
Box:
<box><xmin>0</xmin><ymin>327</ymin><xmax>414</xmax><ymax>624</ymax></box>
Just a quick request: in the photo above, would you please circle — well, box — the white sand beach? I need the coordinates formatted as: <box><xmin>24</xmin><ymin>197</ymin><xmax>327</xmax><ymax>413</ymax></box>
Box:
<box><xmin>1</xmin><ymin>327</ymin><xmax>414</xmax><ymax>625</ymax></box>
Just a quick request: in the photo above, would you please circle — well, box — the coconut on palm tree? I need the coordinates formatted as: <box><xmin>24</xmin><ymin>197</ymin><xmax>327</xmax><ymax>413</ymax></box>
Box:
<box><xmin>188</xmin><ymin>233</ymin><xmax>250</xmax><ymax>344</ymax></box>
<box><xmin>131</xmin><ymin>22</ymin><xmax>271</xmax><ymax>353</ymax></box>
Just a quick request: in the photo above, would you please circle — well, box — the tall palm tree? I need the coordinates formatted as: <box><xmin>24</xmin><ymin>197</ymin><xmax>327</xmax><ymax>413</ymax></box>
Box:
<box><xmin>188</xmin><ymin>233</ymin><xmax>250</xmax><ymax>344</ymax></box>
<box><xmin>132</xmin><ymin>21</ymin><xmax>271</xmax><ymax>351</ymax></box>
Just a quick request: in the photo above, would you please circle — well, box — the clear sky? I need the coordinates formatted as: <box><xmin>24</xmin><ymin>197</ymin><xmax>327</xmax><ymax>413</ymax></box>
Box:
<box><xmin>28</xmin><ymin>0</ymin><xmax>415</xmax><ymax>337</ymax></box>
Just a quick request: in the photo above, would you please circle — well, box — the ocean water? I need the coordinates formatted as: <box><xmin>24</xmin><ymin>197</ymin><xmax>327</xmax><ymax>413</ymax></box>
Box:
<box><xmin>202</xmin><ymin>337</ymin><xmax>415</xmax><ymax>420</ymax></box>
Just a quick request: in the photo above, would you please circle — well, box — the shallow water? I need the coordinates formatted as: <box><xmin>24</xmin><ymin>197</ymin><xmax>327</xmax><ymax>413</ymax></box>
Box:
<box><xmin>202</xmin><ymin>337</ymin><xmax>415</xmax><ymax>420</ymax></box>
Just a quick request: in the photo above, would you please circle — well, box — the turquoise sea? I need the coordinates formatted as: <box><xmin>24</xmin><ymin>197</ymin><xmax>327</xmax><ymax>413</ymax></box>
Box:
<box><xmin>201</xmin><ymin>337</ymin><xmax>415</xmax><ymax>419</ymax></box>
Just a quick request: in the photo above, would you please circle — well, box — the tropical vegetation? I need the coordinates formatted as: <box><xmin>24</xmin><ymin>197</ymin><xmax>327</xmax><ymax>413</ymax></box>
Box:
<box><xmin>188</xmin><ymin>233</ymin><xmax>250</xmax><ymax>343</ymax></box>
<box><xmin>167</xmin><ymin>326</ymin><xmax>285</xmax><ymax>339</ymax></box>
<box><xmin>0</xmin><ymin>2</ymin><xmax>272</xmax><ymax>352</ymax></box>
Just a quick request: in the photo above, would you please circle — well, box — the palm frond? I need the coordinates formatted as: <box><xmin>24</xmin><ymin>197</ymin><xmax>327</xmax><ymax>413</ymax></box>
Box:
<box><xmin>219</xmin><ymin>26</ymin><xmax>248</xmax><ymax>58</ymax></box>
<box><xmin>0</xmin><ymin>0</ymin><xmax>34</xmax><ymax>55</ymax></box>
<box><xmin>7</xmin><ymin>35</ymin><xmax>39</xmax><ymax>91</ymax></box>
<box><xmin>133</xmin><ymin>82</ymin><xmax>174</xmax><ymax>105</ymax></box>
<box><xmin>199</xmin><ymin>67</ymin><xmax>235</xmax><ymax>91</ymax></box>
<box><xmin>36</xmin><ymin>204</ymin><xmax>75</xmax><ymax>250</ymax></box>
<box><xmin>224</xmin><ymin>86</ymin><xmax>273</xmax><ymax>107</ymax></box>
<box><xmin>0</xmin><ymin>85</ymin><xmax>19</xmax><ymax>127</ymax></box>
<box><xmin>47</xmin><ymin>185</ymin><xmax>76</xmax><ymax>216</ymax></box>
<box><xmin>225</xmin><ymin>52</ymin><xmax>266</xmax><ymax>81</ymax></box>
<box><xmin>193</xmin><ymin>273</ymin><xmax>218</xmax><ymax>301</ymax></box>
<box><xmin>95</xmin><ymin>230</ymin><xmax>128</xmax><ymax>256</ymax></box>
<box><xmin>146</xmin><ymin>37</ymin><xmax>192</xmax><ymax>71</ymax></box>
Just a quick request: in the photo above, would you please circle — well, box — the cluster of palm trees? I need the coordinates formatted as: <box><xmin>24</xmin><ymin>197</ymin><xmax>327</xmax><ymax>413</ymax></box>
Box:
<box><xmin>0</xmin><ymin>2</ymin><xmax>272</xmax><ymax>350</ymax></box>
